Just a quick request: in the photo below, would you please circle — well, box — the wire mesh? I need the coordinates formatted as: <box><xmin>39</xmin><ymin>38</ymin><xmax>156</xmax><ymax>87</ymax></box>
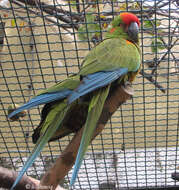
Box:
<box><xmin>0</xmin><ymin>0</ymin><xmax>178</xmax><ymax>189</ymax></box>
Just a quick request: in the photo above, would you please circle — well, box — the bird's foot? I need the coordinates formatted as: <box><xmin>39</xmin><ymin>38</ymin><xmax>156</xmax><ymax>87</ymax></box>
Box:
<box><xmin>121</xmin><ymin>81</ymin><xmax>134</xmax><ymax>96</ymax></box>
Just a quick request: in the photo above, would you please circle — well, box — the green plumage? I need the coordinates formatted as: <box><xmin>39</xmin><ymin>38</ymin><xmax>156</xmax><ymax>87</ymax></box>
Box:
<box><xmin>10</xmin><ymin>13</ymin><xmax>141</xmax><ymax>189</ymax></box>
<box><xmin>80</xmin><ymin>38</ymin><xmax>140</xmax><ymax>75</ymax></box>
<box><xmin>34</xmin><ymin>37</ymin><xmax>140</xmax><ymax>142</ymax></box>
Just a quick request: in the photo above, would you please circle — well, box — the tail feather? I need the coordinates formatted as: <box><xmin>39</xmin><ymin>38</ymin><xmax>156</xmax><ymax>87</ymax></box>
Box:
<box><xmin>10</xmin><ymin>103</ymin><xmax>69</xmax><ymax>190</ymax></box>
<box><xmin>70</xmin><ymin>85</ymin><xmax>110</xmax><ymax>186</ymax></box>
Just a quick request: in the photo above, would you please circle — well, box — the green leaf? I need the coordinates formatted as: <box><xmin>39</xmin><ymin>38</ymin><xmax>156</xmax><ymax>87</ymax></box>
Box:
<box><xmin>11</xmin><ymin>19</ymin><xmax>16</xmax><ymax>27</ymax></box>
<box><xmin>144</xmin><ymin>20</ymin><xmax>161</xmax><ymax>29</ymax></box>
<box><xmin>78</xmin><ymin>9</ymin><xmax>100</xmax><ymax>41</ymax></box>
<box><xmin>151</xmin><ymin>39</ymin><xmax>165</xmax><ymax>53</ymax></box>
<box><xmin>144</xmin><ymin>20</ymin><xmax>153</xmax><ymax>28</ymax></box>
<box><xmin>156</xmin><ymin>20</ymin><xmax>161</xmax><ymax>26</ymax></box>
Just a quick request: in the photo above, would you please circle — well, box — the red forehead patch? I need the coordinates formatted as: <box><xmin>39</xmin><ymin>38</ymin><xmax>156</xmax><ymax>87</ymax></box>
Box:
<box><xmin>120</xmin><ymin>12</ymin><xmax>140</xmax><ymax>26</ymax></box>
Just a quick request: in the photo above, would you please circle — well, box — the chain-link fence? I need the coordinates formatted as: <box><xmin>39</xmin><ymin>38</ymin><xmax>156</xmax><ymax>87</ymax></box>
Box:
<box><xmin>0</xmin><ymin>0</ymin><xmax>178</xmax><ymax>189</ymax></box>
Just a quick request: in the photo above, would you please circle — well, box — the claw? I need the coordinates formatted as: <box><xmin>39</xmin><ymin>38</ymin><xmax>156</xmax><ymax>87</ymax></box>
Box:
<box><xmin>121</xmin><ymin>81</ymin><xmax>134</xmax><ymax>96</ymax></box>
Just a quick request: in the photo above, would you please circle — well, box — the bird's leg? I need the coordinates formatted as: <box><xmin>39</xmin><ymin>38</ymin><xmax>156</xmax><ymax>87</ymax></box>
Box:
<box><xmin>121</xmin><ymin>81</ymin><xmax>134</xmax><ymax>96</ymax></box>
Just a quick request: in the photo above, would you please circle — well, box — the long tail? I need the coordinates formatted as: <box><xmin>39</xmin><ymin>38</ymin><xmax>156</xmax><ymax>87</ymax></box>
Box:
<box><xmin>10</xmin><ymin>102</ymin><xmax>69</xmax><ymax>190</ymax></box>
<box><xmin>10</xmin><ymin>68</ymin><xmax>128</xmax><ymax>188</ymax></box>
<box><xmin>70</xmin><ymin>85</ymin><xmax>110</xmax><ymax>186</ymax></box>
<box><xmin>8</xmin><ymin>90</ymin><xmax>71</xmax><ymax>119</ymax></box>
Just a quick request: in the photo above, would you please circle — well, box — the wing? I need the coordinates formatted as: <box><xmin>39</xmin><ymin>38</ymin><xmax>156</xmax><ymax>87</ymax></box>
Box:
<box><xmin>8</xmin><ymin>90</ymin><xmax>71</xmax><ymax>118</ymax></box>
<box><xmin>8</xmin><ymin>75</ymin><xmax>80</xmax><ymax>119</ymax></box>
<box><xmin>68</xmin><ymin>68</ymin><xmax>128</xmax><ymax>104</ymax></box>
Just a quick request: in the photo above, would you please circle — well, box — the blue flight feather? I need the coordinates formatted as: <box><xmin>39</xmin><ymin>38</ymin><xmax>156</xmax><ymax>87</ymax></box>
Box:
<box><xmin>8</xmin><ymin>89</ymin><xmax>71</xmax><ymax>118</ymax></box>
<box><xmin>68</xmin><ymin>68</ymin><xmax>128</xmax><ymax>104</ymax></box>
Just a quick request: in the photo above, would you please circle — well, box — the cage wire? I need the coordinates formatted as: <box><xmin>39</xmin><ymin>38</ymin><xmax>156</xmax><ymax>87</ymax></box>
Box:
<box><xmin>0</xmin><ymin>0</ymin><xmax>179</xmax><ymax>189</ymax></box>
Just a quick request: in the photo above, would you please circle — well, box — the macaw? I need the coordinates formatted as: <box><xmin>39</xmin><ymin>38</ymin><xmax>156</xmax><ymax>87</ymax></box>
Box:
<box><xmin>8</xmin><ymin>12</ymin><xmax>141</xmax><ymax>189</ymax></box>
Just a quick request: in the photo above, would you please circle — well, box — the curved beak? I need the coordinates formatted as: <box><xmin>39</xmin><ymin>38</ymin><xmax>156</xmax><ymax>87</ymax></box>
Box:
<box><xmin>127</xmin><ymin>22</ymin><xmax>139</xmax><ymax>42</ymax></box>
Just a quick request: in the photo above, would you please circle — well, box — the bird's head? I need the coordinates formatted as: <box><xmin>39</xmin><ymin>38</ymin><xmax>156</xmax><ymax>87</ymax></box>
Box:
<box><xmin>106</xmin><ymin>12</ymin><xmax>140</xmax><ymax>43</ymax></box>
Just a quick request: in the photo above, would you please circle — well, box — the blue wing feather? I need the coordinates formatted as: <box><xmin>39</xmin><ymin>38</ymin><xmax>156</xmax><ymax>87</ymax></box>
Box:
<box><xmin>8</xmin><ymin>89</ymin><xmax>71</xmax><ymax>118</ymax></box>
<box><xmin>68</xmin><ymin>68</ymin><xmax>128</xmax><ymax>104</ymax></box>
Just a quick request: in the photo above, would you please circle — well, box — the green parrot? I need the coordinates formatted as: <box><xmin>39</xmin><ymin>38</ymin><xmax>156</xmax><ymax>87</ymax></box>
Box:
<box><xmin>9</xmin><ymin>12</ymin><xmax>141</xmax><ymax>189</ymax></box>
